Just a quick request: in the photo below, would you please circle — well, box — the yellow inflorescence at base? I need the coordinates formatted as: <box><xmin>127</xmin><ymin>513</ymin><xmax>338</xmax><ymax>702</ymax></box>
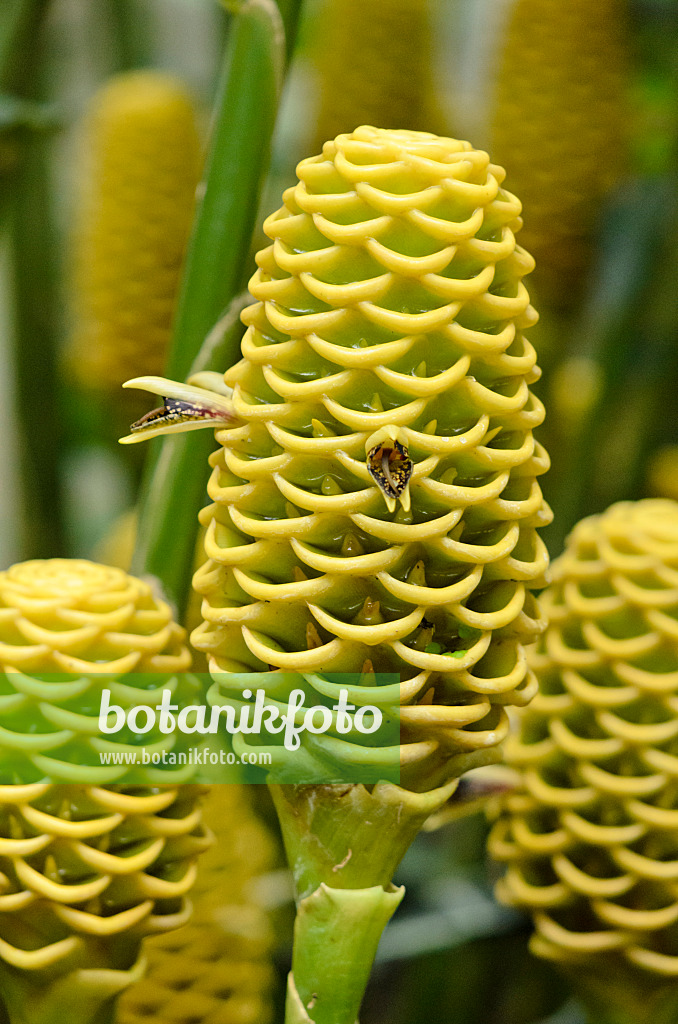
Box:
<box><xmin>490</xmin><ymin>0</ymin><xmax>628</xmax><ymax>304</ymax></box>
<box><xmin>0</xmin><ymin>560</ymin><xmax>209</xmax><ymax>973</ymax></box>
<box><xmin>192</xmin><ymin>126</ymin><xmax>551</xmax><ymax>791</ymax></box>
<box><xmin>70</xmin><ymin>71</ymin><xmax>201</xmax><ymax>391</ymax></box>
<box><xmin>490</xmin><ymin>500</ymin><xmax>678</xmax><ymax>977</ymax></box>
<box><xmin>119</xmin><ymin>786</ymin><xmax>276</xmax><ymax>1024</ymax></box>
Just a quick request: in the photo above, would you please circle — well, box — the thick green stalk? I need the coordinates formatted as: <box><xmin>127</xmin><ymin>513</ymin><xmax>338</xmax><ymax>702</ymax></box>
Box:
<box><xmin>167</xmin><ymin>0</ymin><xmax>285</xmax><ymax>382</ymax></box>
<box><xmin>0</xmin><ymin>953</ymin><xmax>145</xmax><ymax>1024</ymax></box>
<box><xmin>271</xmin><ymin>781</ymin><xmax>460</xmax><ymax>1024</ymax></box>
<box><xmin>0</xmin><ymin>0</ymin><xmax>50</xmax><ymax>88</ymax></box>
<box><xmin>9</xmin><ymin>131</ymin><xmax>66</xmax><ymax>558</ymax></box>
<box><xmin>287</xmin><ymin>884</ymin><xmax>403</xmax><ymax>1024</ymax></box>
<box><xmin>131</xmin><ymin>0</ymin><xmax>289</xmax><ymax>614</ymax></box>
<box><xmin>274</xmin><ymin>0</ymin><xmax>303</xmax><ymax>62</ymax></box>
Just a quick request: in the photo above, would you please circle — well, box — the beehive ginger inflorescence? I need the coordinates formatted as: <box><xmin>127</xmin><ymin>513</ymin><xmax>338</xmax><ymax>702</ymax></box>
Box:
<box><xmin>179</xmin><ymin>126</ymin><xmax>553</xmax><ymax>790</ymax></box>
<box><xmin>490</xmin><ymin>500</ymin><xmax>678</xmax><ymax>977</ymax></box>
<box><xmin>69</xmin><ymin>71</ymin><xmax>201</xmax><ymax>391</ymax></box>
<box><xmin>0</xmin><ymin>559</ymin><xmax>209</xmax><ymax>981</ymax></box>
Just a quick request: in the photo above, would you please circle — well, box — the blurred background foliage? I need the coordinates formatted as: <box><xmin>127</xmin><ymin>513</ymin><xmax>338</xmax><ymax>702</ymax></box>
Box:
<box><xmin>1</xmin><ymin>0</ymin><xmax>677</xmax><ymax>1021</ymax></box>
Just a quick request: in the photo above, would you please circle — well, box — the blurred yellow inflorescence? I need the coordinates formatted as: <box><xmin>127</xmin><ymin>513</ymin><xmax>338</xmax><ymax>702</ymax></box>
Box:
<box><xmin>647</xmin><ymin>447</ymin><xmax>678</xmax><ymax>503</ymax></box>
<box><xmin>192</xmin><ymin>126</ymin><xmax>551</xmax><ymax>792</ymax></box>
<box><xmin>490</xmin><ymin>0</ymin><xmax>628</xmax><ymax>305</ymax></box>
<box><xmin>0</xmin><ymin>559</ymin><xmax>209</xmax><ymax>974</ymax></box>
<box><xmin>548</xmin><ymin>356</ymin><xmax>603</xmax><ymax>435</ymax></box>
<box><xmin>70</xmin><ymin>71</ymin><xmax>201</xmax><ymax>391</ymax></box>
<box><xmin>490</xmin><ymin>500</ymin><xmax>678</xmax><ymax>976</ymax></box>
<box><xmin>119</xmin><ymin>785</ymin><xmax>277</xmax><ymax>1024</ymax></box>
<box><xmin>310</xmin><ymin>0</ymin><xmax>444</xmax><ymax>152</ymax></box>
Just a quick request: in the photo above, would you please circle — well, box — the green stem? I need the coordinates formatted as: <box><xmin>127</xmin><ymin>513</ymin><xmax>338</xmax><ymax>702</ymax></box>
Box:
<box><xmin>131</xmin><ymin>0</ymin><xmax>289</xmax><ymax>615</ymax></box>
<box><xmin>287</xmin><ymin>884</ymin><xmax>403</xmax><ymax>1024</ymax></box>
<box><xmin>104</xmin><ymin>0</ymin><xmax>154</xmax><ymax>71</ymax></box>
<box><xmin>0</xmin><ymin>952</ymin><xmax>145</xmax><ymax>1024</ymax></box>
<box><xmin>270</xmin><ymin>780</ymin><xmax>459</xmax><ymax>1024</ymax></box>
<box><xmin>9</xmin><ymin>132</ymin><xmax>66</xmax><ymax>558</ymax></box>
<box><xmin>0</xmin><ymin>0</ymin><xmax>50</xmax><ymax>89</ymax></box>
<box><xmin>167</xmin><ymin>0</ymin><xmax>285</xmax><ymax>382</ymax></box>
<box><xmin>274</xmin><ymin>0</ymin><xmax>304</xmax><ymax>63</ymax></box>
<box><xmin>131</xmin><ymin>297</ymin><xmax>248</xmax><ymax>616</ymax></box>
<box><xmin>2</xmin><ymin>0</ymin><xmax>65</xmax><ymax>558</ymax></box>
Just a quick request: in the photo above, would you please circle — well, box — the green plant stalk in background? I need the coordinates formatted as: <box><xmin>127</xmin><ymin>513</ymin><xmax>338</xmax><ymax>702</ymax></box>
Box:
<box><xmin>131</xmin><ymin>0</ymin><xmax>292</xmax><ymax>616</ymax></box>
<box><xmin>1</xmin><ymin>0</ymin><xmax>66</xmax><ymax>560</ymax></box>
<box><xmin>0</xmin><ymin>0</ymin><xmax>51</xmax><ymax>97</ymax></box>
<box><xmin>0</xmin><ymin>0</ymin><xmax>54</xmax><ymax>225</ymax></box>
<box><xmin>104</xmin><ymin>0</ymin><xmax>154</xmax><ymax>71</ymax></box>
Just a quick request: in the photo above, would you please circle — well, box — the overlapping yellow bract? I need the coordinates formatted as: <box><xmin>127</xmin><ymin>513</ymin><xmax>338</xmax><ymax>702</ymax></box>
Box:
<box><xmin>192</xmin><ymin>126</ymin><xmax>551</xmax><ymax>790</ymax></box>
<box><xmin>490</xmin><ymin>500</ymin><xmax>678</xmax><ymax>977</ymax></box>
<box><xmin>490</xmin><ymin>0</ymin><xmax>628</xmax><ymax>303</ymax></box>
<box><xmin>119</xmin><ymin>785</ymin><xmax>276</xmax><ymax>1024</ymax></box>
<box><xmin>0</xmin><ymin>558</ymin><xmax>188</xmax><ymax>676</ymax></box>
<box><xmin>0</xmin><ymin>560</ymin><xmax>208</xmax><ymax>972</ymax></box>
<box><xmin>70</xmin><ymin>71</ymin><xmax>200</xmax><ymax>390</ymax></box>
<box><xmin>0</xmin><ymin>784</ymin><xmax>209</xmax><ymax>972</ymax></box>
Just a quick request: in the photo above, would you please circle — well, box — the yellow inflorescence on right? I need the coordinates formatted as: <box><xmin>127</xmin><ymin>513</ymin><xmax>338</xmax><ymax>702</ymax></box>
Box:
<box><xmin>70</xmin><ymin>71</ymin><xmax>201</xmax><ymax>391</ymax></box>
<box><xmin>192</xmin><ymin>126</ymin><xmax>551</xmax><ymax>791</ymax></box>
<box><xmin>490</xmin><ymin>500</ymin><xmax>678</xmax><ymax>977</ymax></box>
<box><xmin>490</xmin><ymin>0</ymin><xmax>628</xmax><ymax>303</ymax></box>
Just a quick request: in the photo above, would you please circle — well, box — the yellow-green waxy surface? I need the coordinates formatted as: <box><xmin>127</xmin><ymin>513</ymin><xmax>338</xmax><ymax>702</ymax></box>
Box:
<box><xmin>192</xmin><ymin>126</ymin><xmax>551</xmax><ymax>790</ymax></box>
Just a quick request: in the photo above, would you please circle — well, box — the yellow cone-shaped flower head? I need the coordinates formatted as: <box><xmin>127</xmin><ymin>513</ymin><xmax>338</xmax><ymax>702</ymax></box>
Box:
<box><xmin>119</xmin><ymin>786</ymin><xmax>276</xmax><ymax>1024</ymax></box>
<box><xmin>0</xmin><ymin>559</ymin><xmax>209</xmax><ymax>975</ymax></box>
<box><xmin>490</xmin><ymin>499</ymin><xmax>678</xmax><ymax>977</ymax></box>
<box><xmin>70</xmin><ymin>71</ymin><xmax>201</xmax><ymax>391</ymax></box>
<box><xmin>192</xmin><ymin>126</ymin><xmax>551</xmax><ymax>791</ymax></box>
<box><xmin>0</xmin><ymin>558</ymin><xmax>197</xmax><ymax>781</ymax></box>
<box><xmin>490</xmin><ymin>0</ymin><xmax>629</xmax><ymax>305</ymax></box>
